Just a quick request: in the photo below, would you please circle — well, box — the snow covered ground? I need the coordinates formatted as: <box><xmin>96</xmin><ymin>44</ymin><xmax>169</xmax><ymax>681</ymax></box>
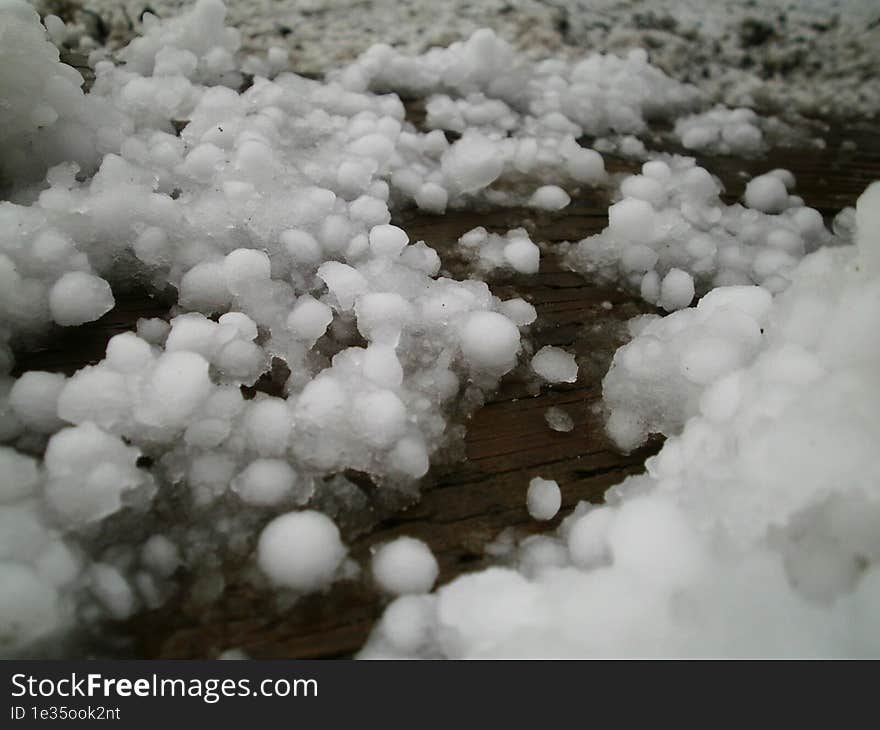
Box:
<box><xmin>1</xmin><ymin>0</ymin><xmax>878</xmax><ymax>658</ymax></box>
<box><xmin>38</xmin><ymin>0</ymin><xmax>880</xmax><ymax>119</ymax></box>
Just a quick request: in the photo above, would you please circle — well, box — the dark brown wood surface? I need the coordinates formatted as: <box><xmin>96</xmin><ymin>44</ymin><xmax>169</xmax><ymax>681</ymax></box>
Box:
<box><xmin>12</xmin><ymin>118</ymin><xmax>880</xmax><ymax>659</ymax></box>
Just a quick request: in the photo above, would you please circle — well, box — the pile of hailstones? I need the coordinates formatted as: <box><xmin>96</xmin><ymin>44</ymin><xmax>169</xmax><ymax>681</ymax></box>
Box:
<box><xmin>0</xmin><ymin>0</ymin><xmax>870</xmax><ymax>658</ymax></box>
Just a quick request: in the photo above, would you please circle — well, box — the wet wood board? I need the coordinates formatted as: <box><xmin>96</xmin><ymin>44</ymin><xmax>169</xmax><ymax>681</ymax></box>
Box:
<box><xmin>12</xmin><ymin>118</ymin><xmax>880</xmax><ymax>659</ymax></box>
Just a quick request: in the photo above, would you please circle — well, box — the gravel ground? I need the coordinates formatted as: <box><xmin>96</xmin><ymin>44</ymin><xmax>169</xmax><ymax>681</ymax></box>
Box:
<box><xmin>35</xmin><ymin>0</ymin><xmax>880</xmax><ymax>120</ymax></box>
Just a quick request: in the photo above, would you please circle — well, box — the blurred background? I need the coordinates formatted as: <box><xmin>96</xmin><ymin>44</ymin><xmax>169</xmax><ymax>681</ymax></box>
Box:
<box><xmin>34</xmin><ymin>0</ymin><xmax>880</xmax><ymax>120</ymax></box>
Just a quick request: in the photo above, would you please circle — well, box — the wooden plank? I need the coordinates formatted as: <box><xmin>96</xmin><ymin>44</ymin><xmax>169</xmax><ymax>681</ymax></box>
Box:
<box><xmin>11</xmin><ymin>121</ymin><xmax>880</xmax><ymax>659</ymax></box>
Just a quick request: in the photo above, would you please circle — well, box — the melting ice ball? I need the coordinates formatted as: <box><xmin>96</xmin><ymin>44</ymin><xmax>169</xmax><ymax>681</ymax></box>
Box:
<box><xmin>372</xmin><ymin>537</ymin><xmax>439</xmax><ymax>596</ymax></box>
<box><xmin>527</xmin><ymin>477</ymin><xmax>562</xmax><ymax>521</ymax></box>
<box><xmin>257</xmin><ymin>511</ymin><xmax>347</xmax><ymax>592</ymax></box>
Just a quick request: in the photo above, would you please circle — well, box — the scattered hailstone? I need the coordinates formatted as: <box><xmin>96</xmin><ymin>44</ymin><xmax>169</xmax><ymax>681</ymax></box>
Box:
<box><xmin>567</xmin><ymin>157</ymin><xmax>830</xmax><ymax>308</ymax></box>
<box><xmin>8</xmin><ymin>371</ymin><xmax>67</xmax><ymax>434</ymax></box>
<box><xmin>544</xmin><ymin>406</ymin><xmax>574</xmax><ymax>432</ymax></box>
<box><xmin>457</xmin><ymin>227</ymin><xmax>541</xmax><ymax>275</ymax></box>
<box><xmin>526</xmin><ymin>477</ymin><xmax>562</xmax><ymax>521</ymax></box>
<box><xmin>674</xmin><ymin>105</ymin><xmax>764</xmax><ymax>156</ymax></box>
<box><xmin>1</xmin><ymin>0</ymin><xmax>873</xmax><ymax>661</ymax></box>
<box><xmin>231</xmin><ymin>459</ymin><xmax>300</xmax><ymax>507</ymax></box>
<box><xmin>500</xmin><ymin>297</ymin><xmax>538</xmax><ymax>326</ymax></box>
<box><xmin>43</xmin><ymin>422</ymin><xmax>150</xmax><ymax>529</ymax></box>
<box><xmin>286</xmin><ymin>295</ymin><xmax>333</xmax><ymax>345</ymax></box>
<box><xmin>744</xmin><ymin>170</ymin><xmax>796</xmax><ymax>214</ymax></box>
<box><xmin>371</xmin><ymin>537</ymin><xmax>439</xmax><ymax>596</ymax></box>
<box><xmin>89</xmin><ymin>563</ymin><xmax>136</xmax><ymax>620</ymax></box>
<box><xmin>140</xmin><ymin>534</ymin><xmax>180</xmax><ymax>578</ymax></box>
<box><xmin>459</xmin><ymin>311</ymin><xmax>521</xmax><ymax>372</ymax></box>
<box><xmin>529</xmin><ymin>185</ymin><xmax>571</xmax><ymax>211</ymax></box>
<box><xmin>0</xmin><ymin>562</ymin><xmax>62</xmax><ymax>656</ymax></box>
<box><xmin>531</xmin><ymin>346</ymin><xmax>578</xmax><ymax>383</ymax></box>
<box><xmin>372</xmin><ymin>594</ymin><xmax>436</xmax><ymax>655</ymax></box>
<box><xmin>257</xmin><ymin>511</ymin><xmax>347</xmax><ymax>592</ymax></box>
<box><xmin>659</xmin><ymin>268</ymin><xmax>695</xmax><ymax>312</ymax></box>
<box><xmin>49</xmin><ymin>272</ymin><xmax>115</xmax><ymax>326</ymax></box>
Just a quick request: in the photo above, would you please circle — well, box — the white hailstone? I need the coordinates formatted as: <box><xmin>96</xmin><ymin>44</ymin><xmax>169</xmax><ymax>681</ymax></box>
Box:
<box><xmin>9</xmin><ymin>371</ymin><xmax>67</xmax><ymax>433</ymax></box>
<box><xmin>348</xmin><ymin>133</ymin><xmax>394</xmax><ymax>165</ymax></box>
<box><xmin>317</xmin><ymin>261</ymin><xmax>369</xmax><ymax>310</ymax></box>
<box><xmin>43</xmin><ymin>14</ymin><xmax>67</xmax><ymax>45</ymax></box>
<box><xmin>286</xmin><ymin>295</ymin><xmax>333</xmax><ymax>345</ymax></box>
<box><xmin>105</xmin><ymin>332</ymin><xmax>153</xmax><ymax>372</ymax></box>
<box><xmin>500</xmin><ymin>298</ymin><xmax>537</xmax><ymax>326</ymax></box>
<box><xmin>680</xmin><ymin>338</ymin><xmax>747</xmax><ymax>385</ymax></box>
<box><xmin>459</xmin><ymin>311</ymin><xmax>520</xmax><ymax>372</ymax></box>
<box><xmin>441</xmin><ymin>132</ymin><xmax>503</xmax><ymax>193</ymax></box>
<box><xmin>231</xmin><ymin>459</ymin><xmax>297</xmax><ymax>507</ymax></box>
<box><xmin>355</xmin><ymin>292</ymin><xmax>414</xmax><ymax>343</ymax></box>
<box><xmin>414</xmin><ymin>182</ymin><xmax>448</xmax><ymax>213</ymax></box>
<box><xmin>659</xmin><ymin>268</ymin><xmax>695</xmax><ymax>311</ymax></box>
<box><xmin>218</xmin><ymin>311</ymin><xmax>258</xmax><ymax>341</ymax></box>
<box><xmin>54</xmin><ymin>367</ymin><xmax>126</xmax><ymax>432</ymax></box>
<box><xmin>529</xmin><ymin>185</ymin><xmax>570</xmax><ymax>211</ymax></box>
<box><xmin>526</xmin><ymin>477</ymin><xmax>562</xmax><ymax>521</ymax></box>
<box><xmin>376</xmin><ymin>594</ymin><xmax>436</xmax><ymax>653</ymax></box>
<box><xmin>621</xmin><ymin>243</ymin><xmax>659</xmax><ymax>274</ymax></box>
<box><xmin>362</xmin><ymin>344</ymin><xmax>404</xmax><ymax>388</ymax></box>
<box><xmin>640</xmin><ymin>270</ymin><xmax>661</xmax><ymax>305</ymax></box>
<box><xmin>266</xmin><ymin>46</ymin><xmax>288</xmax><ymax>73</ymax></box>
<box><xmin>503</xmin><ymin>237</ymin><xmax>540</xmax><ymax>274</ymax></box>
<box><xmin>182</xmin><ymin>143</ymin><xmax>224</xmax><ymax>181</ymax></box>
<box><xmin>767</xmin><ymin>168</ymin><xmax>796</xmax><ymax>190</ymax></box>
<box><xmin>178</xmin><ymin>261</ymin><xmax>232</xmax><ymax>312</ymax></box>
<box><xmin>49</xmin><ymin>272</ymin><xmax>115</xmax><ymax>326</ymax></box>
<box><xmin>349</xmin><ymin>196</ymin><xmax>390</xmax><ymax>226</ymax></box>
<box><xmin>139</xmin><ymin>351</ymin><xmax>213</xmax><ymax>428</ymax></box>
<box><xmin>699</xmin><ymin>371</ymin><xmax>746</xmax><ymax>423</ymax></box>
<box><xmin>184</xmin><ymin>418</ymin><xmax>230</xmax><ymax>449</ymax></box>
<box><xmin>165</xmin><ymin>313</ymin><xmax>218</xmax><ymax>357</ymax></box>
<box><xmin>401</xmin><ymin>241</ymin><xmax>441</xmax><ymax>275</ymax></box>
<box><xmin>389</xmin><ymin>435</ymin><xmax>430</xmax><ymax>478</ymax></box>
<box><xmin>34</xmin><ymin>540</ymin><xmax>81</xmax><ymax>588</ymax></box>
<box><xmin>350</xmin><ymin>389</ymin><xmax>408</xmax><ymax>448</ymax></box>
<box><xmin>244</xmin><ymin>398</ymin><xmax>291</xmax><ymax>457</ymax></box>
<box><xmin>320</xmin><ymin>214</ymin><xmax>353</xmax><ymax>254</ymax></box>
<box><xmin>281</xmin><ymin>229</ymin><xmax>323</xmax><ymax>266</ymax></box>
<box><xmin>605</xmin><ymin>408</ymin><xmax>647</xmax><ymax>454</ymax></box>
<box><xmin>642</xmin><ymin>160</ymin><xmax>672</xmax><ymax>181</ymax></box>
<box><xmin>132</xmin><ymin>226</ymin><xmax>170</xmax><ymax>266</ymax></box>
<box><xmin>89</xmin><ymin>563</ymin><xmax>136</xmax><ymax>620</ymax></box>
<box><xmin>567</xmin><ymin>506</ymin><xmax>614</xmax><ymax>568</ymax></box>
<box><xmin>43</xmin><ymin>423</ymin><xmax>145</xmax><ymax>529</ymax></box>
<box><xmin>607</xmin><ymin>496</ymin><xmax>702</xmax><ymax>589</ymax></box>
<box><xmin>530</xmin><ymin>346</ymin><xmax>578</xmax><ymax>383</ymax></box>
<box><xmin>223</xmin><ymin>248</ymin><xmax>272</xmax><ymax>295</ymax></box>
<box><xmin>517</xmin><ymin>535</ymin><xmax>569</xmax><ymax>578</ymax></box>
<box><xmin>0</xmin><ymin>563</ymin><xmax>61</xmax><ymax>654</ymax></box>
<box><xmin>566</xmin><ymin>147</ymin><xmax>605</xmax><ymax>182</ymax></box>
<box><xmin>141</xmin><ymin>534</ymin><xmax>180</xmax><ymax>578</ymax></box>
<box><xmin>619</xmin><ymin>180</ymin><xmax>662</xmax><ymax>211</ymax></box>
<box><xmin>337</xmin><ymin>160</ymin><xmax>372</xmax><ymax>196</ymax></box>
<box><xmin>0</xmin><ymin>448</ymin><xmax>41</xmax><ymax>503</ymax></box>
<box><xmin>744</xmin><ymin>172</ymin><xmax>790</xmax><ymax>213</ymax></box>
<box><xmin>372</xmin><ymin>537</ymin><xmax>439</xmax><ymax>596</ymax></box>
<box><xmin>608</xmin><ymin>198</ymin><xmax>656</xmax><ymax>245</ymax></box>
<box><xmin>257</xmin><ymin>511</ymin><xmax>347</xmax><ymax>592</ymax></box>
<box><xmin>369</xmin><ymin>224</ymin><xmax>409</xmax><ymax>258</ymax></box>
